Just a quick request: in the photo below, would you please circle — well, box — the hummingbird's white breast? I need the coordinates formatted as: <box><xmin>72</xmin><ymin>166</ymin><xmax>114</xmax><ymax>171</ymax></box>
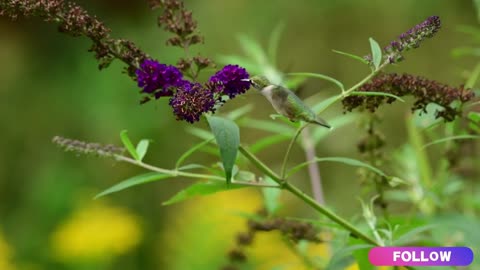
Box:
<box><xmin>260</xmin><ymin>85</ymin><xmax>285</xmax><ymax>115</ymax></box>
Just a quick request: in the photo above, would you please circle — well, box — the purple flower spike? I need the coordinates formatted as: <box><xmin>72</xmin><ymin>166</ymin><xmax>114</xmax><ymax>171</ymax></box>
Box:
<box><xmin>136</xmin><ymin>59</ymin><xmax>185</xmax><ymax>97</ymax></box>
<box><xmin>169</xmin><ymin>83</ymin><xmax>216</xmax><ymax>123</ymax></box>
<box><xmin>209</xmin><ymin>65</ymin><xmax>250</xmax><ymax>98</ymax></box>
<box><xmin>382</xmin><ymin>16</ymin><xmax>441</xmax><ymax>64</ymax></box>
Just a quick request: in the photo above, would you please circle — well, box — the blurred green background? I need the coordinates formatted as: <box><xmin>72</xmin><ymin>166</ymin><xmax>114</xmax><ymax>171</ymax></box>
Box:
<box><xmin>0</xmin><ymin>0</ymin><xmax>478</xmax><ymax>269</ymax></box>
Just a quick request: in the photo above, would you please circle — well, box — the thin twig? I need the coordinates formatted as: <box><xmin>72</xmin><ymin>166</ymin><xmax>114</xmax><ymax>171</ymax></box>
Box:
<box><xmin>301</xmin><ymin>127</ymin><xmax>325</xmax><ymax>204</ymax></box>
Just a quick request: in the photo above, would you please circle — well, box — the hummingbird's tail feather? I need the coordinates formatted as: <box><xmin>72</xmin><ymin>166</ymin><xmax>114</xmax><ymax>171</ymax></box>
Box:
<box><xmin>312</xmin><ymin>116</ymin><xmax>331</xmax><ymax>129</ymax></box>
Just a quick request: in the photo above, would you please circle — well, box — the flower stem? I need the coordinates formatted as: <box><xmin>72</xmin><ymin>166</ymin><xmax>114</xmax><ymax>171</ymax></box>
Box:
<box><xmin>238</xmin><ymin>145</ymin><xmax>380</xmax><ymax>246</ymax></box>
<box><xmin>280</xmin><ymin>124</ymin><xmax>307</xmax><ymax>179</ymax></box>
<box><xmin>115</xmin><ymin>155</ymin><xmax>280</xmax><ymax>188</ymax></box>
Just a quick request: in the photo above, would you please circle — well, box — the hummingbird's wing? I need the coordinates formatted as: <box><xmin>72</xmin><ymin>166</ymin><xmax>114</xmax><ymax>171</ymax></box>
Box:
<box><xmin>270</xmin><ymin>86</ymin><xmax>299</xmax><ymax>119</ymax></box>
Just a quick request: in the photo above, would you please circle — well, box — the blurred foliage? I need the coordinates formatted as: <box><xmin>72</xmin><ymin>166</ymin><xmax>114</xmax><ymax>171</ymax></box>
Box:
<box><xmin>1</xmin><ymin>0</ymin><xmax>480</xmax><ymax>269</ymax></box>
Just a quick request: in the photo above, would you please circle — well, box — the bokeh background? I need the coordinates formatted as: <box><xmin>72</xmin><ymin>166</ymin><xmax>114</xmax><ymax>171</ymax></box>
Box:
<box><xmin>0</xmin><ymin>0</ymin><xmax>479</xmax><ymax>269</ymax></box>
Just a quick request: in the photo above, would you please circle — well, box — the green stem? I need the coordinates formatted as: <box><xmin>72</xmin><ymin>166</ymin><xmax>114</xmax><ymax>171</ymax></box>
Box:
<box><xmin>239</xmin><ymin>145</ymin><xmax>380</xmax><ymax>246</ymax></box>
<box><xmin>115</xmin><ymin>155</ymin><xmax>279</xmax><ymax>188</ymax></box>
<box><xmin>342</xmin><ymin>62</ymin><xmax>387</xmax><ymax>97</ymax></box>
<box><xmin>280</xmin><ymin>124</ymin><xmax>307</xmax><ymax>179</ymax></box>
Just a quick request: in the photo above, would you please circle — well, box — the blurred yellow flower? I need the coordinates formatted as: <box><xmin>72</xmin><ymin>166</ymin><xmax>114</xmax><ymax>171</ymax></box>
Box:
<box><xmin>160</xmin><ymin>188</ymin><xmax>333</xmax><ymax>270</ymax></box>
<box><xmin>0</xmin><ymin>230</ymin><xmax>16</xmax><ymax>270</ymax></box>
<box><xmin>50</xmin><ymin>202</ymin><xmax>142</xmax><ymax>261</ymax></box>
<box><xmin>160</xmin><ymin>188</ymin><xmax>262</xmax><ymax>269</ymax></box>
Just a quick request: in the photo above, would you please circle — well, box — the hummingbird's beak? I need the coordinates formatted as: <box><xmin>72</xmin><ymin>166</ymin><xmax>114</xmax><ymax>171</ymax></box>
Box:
<box><xmin>241</xmin><ymin>79</ymin><xmax>251</xmax><ymax>82</ymax></box>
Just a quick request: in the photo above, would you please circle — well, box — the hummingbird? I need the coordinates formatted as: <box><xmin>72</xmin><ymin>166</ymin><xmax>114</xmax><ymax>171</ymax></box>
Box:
<box><xmin>244</xmin><ymin>75</ymin><xmax>331</xmax><ymax>128</ymax></box>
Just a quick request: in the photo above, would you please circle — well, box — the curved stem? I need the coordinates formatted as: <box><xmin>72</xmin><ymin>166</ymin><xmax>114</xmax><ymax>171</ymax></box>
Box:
<box><xmin>280</xmin><ymin>124</ymin><xmax>308</xmax><ymax>179</ymax></box>
<box><xmin>115</xmin><ymin>155</ymin><xmax>280</xmax><ymax>188</ymax></box>
<box><xmin>342</xmin><ymin>62</ymin><xmax>388</xmax><ymax>97</ymax></box>
<box><xmin>239</xmin><ymin>145</ymin><xmax>380</xmax><ymax>246</ymax></box>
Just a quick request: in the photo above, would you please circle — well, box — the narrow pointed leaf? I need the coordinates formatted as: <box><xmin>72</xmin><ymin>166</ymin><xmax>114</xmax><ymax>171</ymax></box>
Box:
<box><xmin>175</xmin><ymin>138</ymin><xmax>214</xmax><ymax>169</ymax></box>
<box><xmin>262</xmin><ymin>177</ymin><xmax>282</xmax><ymax>215</ymax></box>
<box><xmin>239</xmin><ymin>118</ymin><xmax>296</xmax><ymax>135</ymax></box>
<box><xmin>288</xmin><ymin>72</ymin><xmax>345</xmax><ymax>92</ymax></box>
<box><xmin>95</xmin><ymin>172</ymin><xmax>171</xmax><ymax>198</ymax></box>
<box><xmin>120</xmin><ymin>130</ymin><xmax>139</xmax><ymax>160</ymax></box>
<box><xmin>369</xmin><ymin>37</ymin><xmax>382</xmax><ymax>70</ymax></box>
<box><xmin>466</xmin><ymin>62</ymin><xmax>480</xmax><ymax>88</ymax></box>
<box><xmin>250</xmin><ymin>134</ymin><xmax>290</xmax><ymax>153</ymax></box>
<box><xmin>312</xmin><ymin>114</ymin><xmax>357</xmax><ymax>144</ymax></box>
<box><xmin>332</xmin><ymin>49</ymin><xmax>369</xmax><ymax>64</ymax></box>
<box><xmin>422</xmin><ymin>135</ymin><xmax>480</xmax><ymax>149</ymax></box>
<box><xmin>136</xmin><ymin>139</ymin><xmax>150</xmax><ymax>161</ymax></box>
<box><xmin>237</xmin><ymin>34</ymin><xmax>268</xmax><ymax>64</ymax></box>
<box><xmin>227</xmin><ymin>104</ymin><xmax>254</xmax><ymax>120</ymax></box>
<box><xmin>268</xmin><ymin>22</ymin><xmax>285</xmax><ymax>66</ymax></box>
<box><xmin>312</xmin><ymin>95</ymin><xmax>341</xmax><ymax>114</ymax></box>
<box><xmin>186</xmin><ymin>126</ymin><xmax>214</xmax><ymax>140</ymax></box>
<box><xmin>287</xmin><ymin>157</ymin><xmax>388</xmax><ymax>178</ymax></box>
<box><xmin>207</xmin><ymin>116</ymin><xmax>240</xmax><ymax>185</ymax></box>
<box><xmin>162</xmin><ymin>182</ymin><xmax>247</xmax><ymax>205</ymax></box>
<box><xmin>349</xmin><ymin>91</ymin><xmax>405</xmax><ymax>102</ymax></box>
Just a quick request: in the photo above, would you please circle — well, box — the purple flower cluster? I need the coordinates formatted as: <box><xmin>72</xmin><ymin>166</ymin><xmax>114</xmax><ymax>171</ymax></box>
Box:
<box><xmin>384</xmin><ymin>16</ymin><xmax>441</xmax><ymax>63</ymax></box>
<box><xmin>136</xmin><ymin>59</ymin><xmax>186</xmax><ymax>98</ymax></box>
<box><xmin>169</xmin><ymin>83</ymin><xmax>216</xmax><ymax>123</ymax></box>
<box><xmin>136</xmin><ymin>60</ymin><xmax>250</xmax><ymax>123</ymax></box>
<box><xmin>210</xmin><ymin>65</ymin><xmax>251</xmax><ymax>98</ymax></box>
<box><xmin>342</xmin><ymin>73</ymin><xmax>475</xmax><ymax>121</ymax></box>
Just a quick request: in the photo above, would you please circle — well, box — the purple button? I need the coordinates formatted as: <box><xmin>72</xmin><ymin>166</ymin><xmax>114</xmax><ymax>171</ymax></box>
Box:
<box><xmin>368</xmin><ymin>247</ymin><xmax>473</xmax><ymax>266</ymax></box>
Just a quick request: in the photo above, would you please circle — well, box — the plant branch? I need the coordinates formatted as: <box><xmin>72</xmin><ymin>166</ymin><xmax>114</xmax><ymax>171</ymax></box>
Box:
<box><xmin>239</xmin><ymin>145</ymin><xmax>380</xmax><ymax>246</ymax></box>
<box><xmin>281</xmin><ymin>124</ymin><xmax>308</xmax><ymax>179</ymax></box>
<box><xmin>115</xmin><ymin>155</ymin><xmax>280</xmax><ymax>188</ymax></box>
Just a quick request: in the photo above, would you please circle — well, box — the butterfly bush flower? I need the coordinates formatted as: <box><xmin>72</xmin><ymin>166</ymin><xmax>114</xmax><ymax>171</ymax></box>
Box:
<box><xmin>364</xmin><ymin>16</ymin><xmax>441</xmax><ymax>65</ymax></box>
<box><xmin>136</xmin><ymin>62</ymin><xmax>250</xmax><ymax>123</ymax></box>
<box><xmin>169</xmin><ymin>83</ymin><xmax>216</xmax><ymax>123</ymax></box>
<box><xmin>342</xmin><ymin>73</ymin><xmax>475</xmax><ymax>121</ymax></box>
<box><xmin>384</xmin><ymin>16</ymin><xmax>441</xmax><ymax>63</ymax></box>
<box><xmin>136</xmin><ymin>59</ymin><xmax>186</xmax><ymax>98</ymax></box>
<box><xmin>210</xmin><ymin>65</ymin><xmax>251</xmax><ymax>98</ymax></box>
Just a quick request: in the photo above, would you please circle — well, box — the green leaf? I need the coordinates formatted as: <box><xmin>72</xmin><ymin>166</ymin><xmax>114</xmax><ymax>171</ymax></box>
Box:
<box><xmin>177</xmin><ymin>164</ymin><xmax>210</xmax><ymax>171</ymax></box>
<box><xmin>349</xmin><ymin>91</ymin><xmax>405</xmax><ymax>102</ymax></box>
<box><xmin>250</xmin><ymin>134</ymin><xmax>290</xmax><ymax>153</ymax></box>
<box><xmin>262</xmin><ymin>177</ymin><xmax>282</xmax><ymax>215</ymax></box>
<box><xmin>393</xmin><ymin>224</ymin><xmax>437</xmax><ymax>245</ymax></box>
<box><xmin>288</xmin><ymin>72</ymin><xmax>345</xmax><ymax>92</ymax></box>
<box><xmin>369</xmin><ymin>37</ymin><xmax>382</xmax><ymax>70</ymax></box>
<box><xmin>332</xmin><ymin>49</ymin><xmax>368</xmax><ymax>64</ymax></box>
<box><xmin>162</xmin><ymin>182</ymin><xmax>247</xmax><ymax>205</ymax></box>
<box><xmin>466</xmin><ymin>62</ymin><xmax>480</xmax><ymax>88</ymax></box>
<box><xmin>175</xmin><ymin>138</ymin><xmax>214</xmax><ymax>169</ymax></box>
<box><xmin>136</xmin><ymin>139</ymin><xmax>150</xmax><ymax>161</ymax></box>
<box><xmin>227</xmin><ymin>104</ymin><xmax>253</xmax><ymax>120</ymax></box>
<box><xmin>239</xmin><ymin>118</ymin><xmax>296</xmax><ymax>135</ymax></box>
<box><xmin>312</xmin><ymin>95</ymin><xmax>341</xmax><ymax>114</ymax></box>
<box><xmin>407</xmin><ymin>115</ymin><xmax>433</xmax><ymax>188</ymax></box>
<box><xmin>237</xmin><ymin>34</ymin><xmax>268</xmax><ymax>64</ymax></box>
<box><xmin>235</xmin><ymin>170</ymin><xmax>256</xmax><ymax>182</ymax></box>
<box><xmin>95</xmin><ymin>172</ymin><xmax>171</xmax><ymax>198</ymax></box>
<box><xmin>268</xmin><ymin>22</ymin><xmax>285</xmax><ymax>66</ymax></box>
<box><xmin>312</xmin><ymin>114</ymin><xmax>357</xmax><ymax>144</ymax></box>
<box><xmin>326</xmin><ymin>244</ymin><xmax>373</xmax><ymax>270</ymax></box>
<box><xmin>207</xmin><ymin>116</ymin><xmax>240</xmax><ymax>185</ymax></box>
<box><xmin>186</xmin><ymin>126</ymin><xmax>214</xmax><ymax>140</ymax></box>
<box><xmin>451</xmin><ymin>47</ymin><xmax>480</xmax><ymax>58</ymax></box>
<box><xmin>474</xmin><ymin>0</ymin><xmax>480</xmax><ymax>23</ymax></box>
<box><xmin>120</xmin><ymin>130</ymin><xmax>139</xmax><ymax>160</ymax></box>
<box><xmin>421</xmin><ymin>135</ymin><xmax>480</xmax><ymax>149</ymax></box>
<box><xmin>287</xmin><ymin>157</ymin><xmax>388</xmax><ymax>178</ymax></box>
